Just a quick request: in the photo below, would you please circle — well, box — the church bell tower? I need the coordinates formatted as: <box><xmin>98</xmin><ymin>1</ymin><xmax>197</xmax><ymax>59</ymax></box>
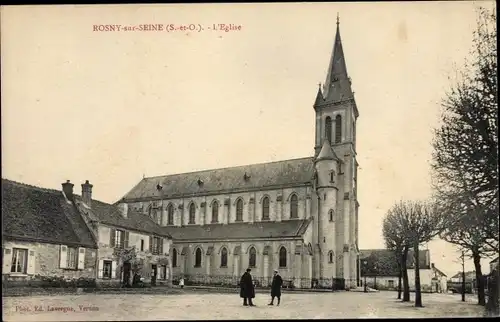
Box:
<box><xmin>313</xmin><ymin>14</ymin><xmax>360</xmax><ymax>289</ymax></box>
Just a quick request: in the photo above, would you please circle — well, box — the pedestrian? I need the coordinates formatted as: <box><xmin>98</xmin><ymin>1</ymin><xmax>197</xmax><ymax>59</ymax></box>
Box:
<box><xmin>268</xmin><ymin>269</ymin><xmax>283</xmax><ymax>306</ymax></box>
<box><xmin>240</xmin><ymin>268</ymin><xmax>256</xmax><ymax>306</ymax></box>
<box><xmin>179</xmin><ymin>276</ymin><xmax>185</xmax><ymax>289</ymax></box>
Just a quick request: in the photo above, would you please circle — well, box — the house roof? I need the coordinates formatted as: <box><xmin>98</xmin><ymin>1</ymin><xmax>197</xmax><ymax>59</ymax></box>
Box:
<box><xmin>164</xmin><ymin>219</ymin><xmax>311</xmax><ymax>242</ymax></box>
<box><xmin>121</xmin><ymin>157</ymin><xmax>315</xmax><ymax>202</ymax></box>
<box><xmin>359</xmin><ymin>249</ymin><xmax>431</xmax><ymax>277</ymax></box>
<box><xmin>490</xmin><ymin>257</ymin><xmax>499</xmax><ymax>264</ymax></box>
<box><xmin>74</xmin><ymin>197</ymin><xmax>171</xmax><ymax>238</ymax></box>
<box><xmin>450</xmin><ymin>271</ymin><xmax>477</xmax><ymax>280</ymax></box>
<box><xmin>1</xmin><ymin>178</ymin><xmax>97</xmax><ymax>248</ymax></box>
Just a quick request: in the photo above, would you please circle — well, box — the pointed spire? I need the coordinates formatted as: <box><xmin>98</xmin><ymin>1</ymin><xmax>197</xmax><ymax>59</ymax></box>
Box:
<box><xmin>314</xmin><ymin>82</ymin><xmax>324</xmax><ymax>106</ymax></box>
<box><xmin>322</xmin><ymin>14</ymin><xmax>353</xmax><ymax>103</ymax></box>
<box><xmin>316</xmin><ymin>138</ymin><xmax>339</xmax><ymax>162</ymax></box>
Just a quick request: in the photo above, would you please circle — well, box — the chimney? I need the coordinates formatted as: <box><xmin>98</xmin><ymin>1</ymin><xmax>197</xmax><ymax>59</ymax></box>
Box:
<box><xmin>62</xmin><ymin>180</ymin><xmax>74</xmax><ymax>200</ymax></box>
<box><xmin>81</xmin><ymin>180</ymin><xmax>93</xmax><ymax>207</ymax></box>
<box><xmin>431</xmin><ymin>263</ymin><xmax>435</xmax><ymax>269</ymax></box>
<box><xmin>118</xmin><ymin>202</ymin><xmax>128</xmax><ymax>218</ymax></box>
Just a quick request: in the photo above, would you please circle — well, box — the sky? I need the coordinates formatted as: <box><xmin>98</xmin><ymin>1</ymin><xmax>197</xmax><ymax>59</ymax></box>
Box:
<box><xmin>1</xmin><ymin>2</ymin><xmax>497</xmax><ymax>277</ymax></box>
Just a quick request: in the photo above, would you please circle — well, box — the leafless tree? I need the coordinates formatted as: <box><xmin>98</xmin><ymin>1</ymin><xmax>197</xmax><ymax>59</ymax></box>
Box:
<box><xmin>383</xmin><ymin>209</ymin><xmax>407</xmax><ymax>301</ymax></box>
<box><xmin>386</xmin><ymin>200</ymin><xmax>446</xmax><ymax>307</ymax></box>
<box><xmin>432</xmin><ymin>7</ymin><xmax>498</xmax><ymax>306</ymax></box>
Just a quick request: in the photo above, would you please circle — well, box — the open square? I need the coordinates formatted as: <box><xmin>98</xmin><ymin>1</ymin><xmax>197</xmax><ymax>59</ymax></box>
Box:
<box><xmin>3</xmin><ymin>291</ymin><xmax>485</xmax><ymax>321</ymax></box>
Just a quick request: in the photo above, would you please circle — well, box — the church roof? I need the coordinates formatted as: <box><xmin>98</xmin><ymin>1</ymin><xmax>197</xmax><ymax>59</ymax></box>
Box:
<box><xmin>1</xmin><ymin>178</ymin><xmax>97</xmax><ymax>248</ymax></box>
<box><xmin>316</xmin><ymin>139</ymin><xmax>339</xmax><ymax>161</ymax></box>
<box><xmin>164</xmin><ymin>218</ymin><xmax>311</xmax><ymax>241</ymax></box>
<box><xmin>121</xmin><ymin>157</ymin><xmax>315</xmax><ymax>202</ymax></box>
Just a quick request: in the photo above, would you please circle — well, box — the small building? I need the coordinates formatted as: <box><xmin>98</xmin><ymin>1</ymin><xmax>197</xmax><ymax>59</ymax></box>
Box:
<box><xmin>2</xmin><ymin>178</ymin><xmax>173</xmax><ymax>288</ymax></box>
<box><xmin>359</xmin><ymin>249</ymin><xmax>447</xmax><ymax>292</ymax></box>
<box><xmin>2</xmin><ymin>179</ymin><xmax>98</xmax><ymax>283</ymax></box>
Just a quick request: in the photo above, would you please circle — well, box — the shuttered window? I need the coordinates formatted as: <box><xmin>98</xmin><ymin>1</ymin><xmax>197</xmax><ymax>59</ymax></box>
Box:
<box><xmin>67</xmin><ymin>247</ymin><xmax>78</xmax><ymax>269</ymax></box>
<box><xmin>11</xmin><ymin>248</ymin><xmax>28</xmax><ymax>273</ymax></box>
<box><xmin>167</xmin><ymin>204</ymin><xmax>174</xmax><ymax>225</ymax></box>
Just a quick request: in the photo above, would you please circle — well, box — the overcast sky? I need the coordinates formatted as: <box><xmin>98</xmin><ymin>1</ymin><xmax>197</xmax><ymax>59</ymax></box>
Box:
<box><xmin>2</xmin><ymin>2</ymin><xmax>497</xmax><ymax>277</ymax></box>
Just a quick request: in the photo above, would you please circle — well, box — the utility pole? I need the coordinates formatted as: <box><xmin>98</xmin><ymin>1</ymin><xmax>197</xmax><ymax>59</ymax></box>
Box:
<box><xmin>461</xmin><ymin>250</ymin><xmax>466</xmax><ymax>302</ymax></box>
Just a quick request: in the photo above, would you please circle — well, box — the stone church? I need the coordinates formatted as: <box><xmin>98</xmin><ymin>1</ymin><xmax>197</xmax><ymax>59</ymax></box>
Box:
<box><xmin>119</xmin><ymin>19</ymin><xmax>360</xmax><ymax>289</ymax></box>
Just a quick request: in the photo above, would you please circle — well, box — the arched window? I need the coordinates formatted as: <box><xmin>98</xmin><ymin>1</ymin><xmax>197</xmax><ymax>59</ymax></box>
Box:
<box><xmin>329</xmin><ymin>210</ymin><xmax>334</xmax><ymax>222</ymax></box>
<box><xmin>248</xmin><ymin>247</ymin><xmax>256</xmax><ymax>268</ymax></box>
<box><xmin>236</xmin><ymin>199</ymin><xmax>243</xmax><ymax>221</ymax></box>
<box><xmin>335</xmin><ymin>114</ymin><xmax>342</xmax><ymax>143</ymax></box>
<box><xmin>172</xmin><ymin>249</ymin><xmax>177</xmax><ymax>267</ymax></box>
<box><xmin>328</xmin><ymin>251</ymin><xmax>334</xmax><ymax>263</ymax></box>
<box><xmin>220</xmin><ymin>247</ymin><xmax>228</xmax><ymax>267</ymax></box>
<box><xmin>262</xmin><ymin>196</ymin><xmax>270</xmax><ymax>220</ymax></box>
<box><xmin>212</xmin><ymin>201</ymin><xmax>219</xmax><ymax>223</ymax></box>
<box><xmin>279</xmin><ymin>246</ymin><xmax>287</xmax><ymax>268</ymax></box>
<box><xmin>325</xmin><ymin>116</ymin><xmax>332</xmax><ymax>142</ymax></box>
<box><xmin>189</xmin><ymin>203</ymin><xmax>196</xmax><ymax>224</ymax></box>
<box><xmin>290</xmin><ymin>194</ymin><xmax>298</xmax><ymax>219</ymax></box>
<box><xmin>330</xmin><ymin>170</ymin><xmax>335</xmax><ymax>183</ymax></box>
<box><xmin>195</xmin><ymin>248</ymin><xmax>202</xmax><ymax>267</ymax></box>
<box><xmin>167</xmin><ymin>204</ymin><xmax>174</xmax><ymax>225</ymax></box>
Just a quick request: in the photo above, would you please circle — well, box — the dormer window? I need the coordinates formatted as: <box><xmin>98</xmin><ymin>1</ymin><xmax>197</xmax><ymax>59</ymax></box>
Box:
<box><xmin>244</xmin><ymin>173</ymin><xmax>251</xmax><ymax>181</ymax></box>
<box><xmin>156</xmin><ymin>184</ymin><xmax>163</xmax><ymax>191</ymax></box>
<box><xmin>197</xmin><ymin>179</ymin><xmax>204</xmax><ymax>186</ymax></box>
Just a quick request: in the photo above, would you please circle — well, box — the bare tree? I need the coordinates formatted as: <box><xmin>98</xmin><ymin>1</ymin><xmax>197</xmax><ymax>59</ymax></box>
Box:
<box><xmin>382</xmin><ymin>203</ymin><xmax>412</xmax><ymax>302</ymax></box>
<box><xmin>432</xmin><ymin>7</ymin><xmax>498</xmax><ymax>306</ymax></box>
<box><xmin>383</xmin><ymin>210</ymin><xmax>405</xmax><ymax>300</ymax></box>
<box><xmin>390</xmin><ymin>200</ymin><xmax>446</xmax><ymax>307</ymax></box>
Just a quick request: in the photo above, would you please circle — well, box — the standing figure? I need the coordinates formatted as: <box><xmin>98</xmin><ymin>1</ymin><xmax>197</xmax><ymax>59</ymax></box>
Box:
<box><xmin>179</xmin><ymin>276</ymin><xmax>185</xmax><ymax>289</ymax></box>
<box><xmin>268</xmin><ymin>270</ymin><xmax>283</xmax><ymax>306</ymax></box>
<box><xmin>240</xmin><ymin>268</ymin><xmax>256</xmax><ymax>306</ymax></box>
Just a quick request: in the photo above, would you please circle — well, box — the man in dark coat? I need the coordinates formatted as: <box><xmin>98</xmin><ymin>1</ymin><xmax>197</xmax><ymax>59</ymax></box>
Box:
<box><xmin>240</xmin><ymin>268</ymin><xmax>256</xmax><ymax>306</ymax></box>
<box><xmin>268</xmin><ymin>269</ymin><xmax>283</xmax><ymax>306</ymax></box>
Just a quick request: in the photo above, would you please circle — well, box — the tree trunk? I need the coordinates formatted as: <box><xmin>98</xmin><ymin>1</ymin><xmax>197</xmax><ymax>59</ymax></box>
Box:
<box><xmin>397</xmin><ymin>256</ymin><xmax>402</xmax><ymax>299</ymax></box>
<box><xmin>402</xmin><ymin>246</ymin><xmax>410</xmax><ymax>302</ymax></box>
<box><xmin>472</xmin><ymin>251</ymin><xmax>486</xmax><ymax>306</ymax></box>
<box><xmin>414</xmin><ymin>244</ymin><xmax>423</xmax><ymax>307</ymax></box>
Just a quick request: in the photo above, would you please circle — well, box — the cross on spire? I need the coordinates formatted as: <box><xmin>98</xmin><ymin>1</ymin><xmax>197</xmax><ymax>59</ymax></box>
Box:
<box><xmin>337</xmin><ymin>13</ymin><xmax>340</xmax><ymax>26</ymax></box>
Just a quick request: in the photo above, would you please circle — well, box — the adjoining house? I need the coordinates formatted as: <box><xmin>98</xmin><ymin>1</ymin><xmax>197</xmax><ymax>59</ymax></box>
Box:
<box><xmin>359</xmin><ymin>249</ymin><xmax>447</xmax><ymax>293</ymax></box>
<box><xmin>2</xmin><ymin>178</ymin><xmax>173</xmax><ymax>287</ymax></box>
<box><xmin>2</xmin><ymin>179</ymin><xmax>98</xmax><ymax>283</ymax></box>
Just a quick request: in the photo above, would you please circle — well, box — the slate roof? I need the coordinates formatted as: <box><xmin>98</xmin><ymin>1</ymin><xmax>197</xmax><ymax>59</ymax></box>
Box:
<box><xmin>121</xmin><ymin>157</ymin><xmax>315</xmax><ymax>202</ymax></box>
<box><xmin>74</xmin><ymin>197</ymin><xmax>171</xmax><ymax>238</ymax></box>
<box><xmin>359</xmin><ymin>249</ymin><xmax>431</xmax><ymax>277</ymax></box>
<box><xmin>163</xmin><ymin>219</ymin><xmax>311</xmax><ymax>241</ymax></box>
<box><xmin>1</xmin><ymin>179</ymin><xmax>97</xmax><ymax>248</ymax></box>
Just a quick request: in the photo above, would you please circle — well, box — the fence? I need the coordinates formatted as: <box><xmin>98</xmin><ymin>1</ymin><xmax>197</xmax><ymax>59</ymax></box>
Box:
<box><xmin>172</xmin><ymin>274</ymin><xmax>347</xmax><ymax>291</ymax></box>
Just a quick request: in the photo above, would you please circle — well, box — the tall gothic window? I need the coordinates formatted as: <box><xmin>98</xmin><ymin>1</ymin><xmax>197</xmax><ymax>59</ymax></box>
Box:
<box><xmin>262</xmin><ymin>196</ymin><xmax>270</xmax><ymax>220</ymax></box>
<box><xmin>335</xmin><ymin>115</ymin><xmax>342</xmax><ymax>143</ymax></box>
<box><xmin>189</xmin><ymin>203</ymin><xmax>196</xmax><ymax>224</ymax></box>
<box><xmin>195</xmin><ymin>248</ymin><xmax>202</xmax><ymax>267</ymax></box>
<box><xmin>290</xmin><ymin>194</ymin><xmax>298</xmax><ymax>219</ymax></box>
<box><xmin>325</xmin><ymin>116</ymin><xmax>332</xmax><ymax>142</ymax></box>
<box><xmin>167</xmin><ymin>204</ymin><xmax>174</xmax><ymax>225</ymax></box>
<box><xmin>248</xmin><ymin>247</ymin><xmax>256</xmax><ymax>268</ymax></box>
<box><xmin>220</xmin><ymin>247</ymin><xmax>228</xmax><ymax>267</ymax></box>
<box><xmin>212</xmin><ymin>201</ymin><xmax>219</xmax><ymax>223</ymax></box>
<box><xmin>236</xmin><ymin>199</ymin><xmax>243</xmax><ymax>221</ymax></box>
<box><xmin>172</xmin><ymin>249</ymin><xmax>177</xmax><ymax>267</ymax></box>
<box><xmin>279</xmin><ymin>246</ymin><xmax>287</xmax><ymax>268</ymax></box>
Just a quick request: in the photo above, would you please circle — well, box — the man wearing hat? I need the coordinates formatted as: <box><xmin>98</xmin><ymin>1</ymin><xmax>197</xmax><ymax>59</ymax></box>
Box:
<box><xmin>240</xmin><ymin>268</ymin><xmax>256</xmax><ymax>306</ymax></box>
<box><xmin>268</xmin><ymin>269</ymin><xmax>283</xmax><ymax>306</ymax></box>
